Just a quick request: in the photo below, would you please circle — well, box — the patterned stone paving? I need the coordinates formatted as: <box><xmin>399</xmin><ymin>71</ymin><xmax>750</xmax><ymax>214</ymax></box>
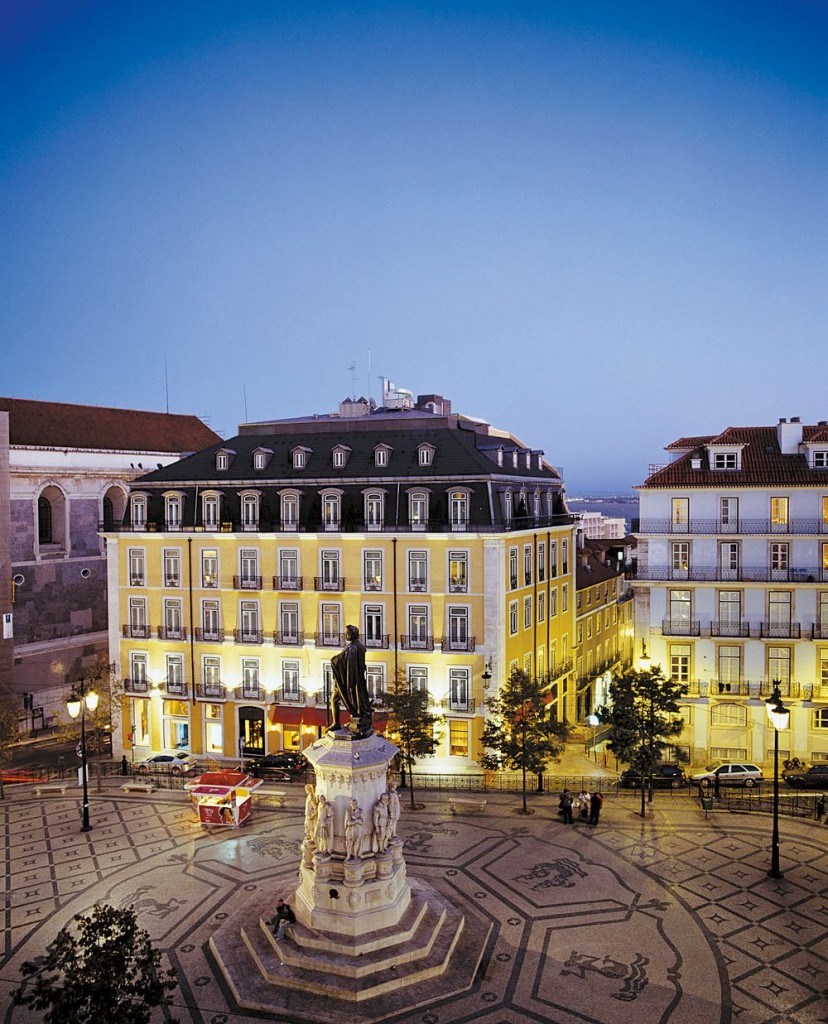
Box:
<box><xmin>1</xmin><ymin>787</ymin><xmax>826</xmax><ymax>1023</ymax></box>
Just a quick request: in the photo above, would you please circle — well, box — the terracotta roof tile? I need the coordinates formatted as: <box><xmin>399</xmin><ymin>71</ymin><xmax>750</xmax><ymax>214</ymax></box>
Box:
<box><xmin>0</xmin><ymin>397</ymin><xmax>220</xmax><ymax>453</ymax></box>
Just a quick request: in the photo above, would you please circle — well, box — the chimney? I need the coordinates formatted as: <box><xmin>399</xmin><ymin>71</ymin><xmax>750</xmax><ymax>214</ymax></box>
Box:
<box><xmin>777</xmin><ymin>417</ymin><xmax>804</xmax><ymax>455</ymax></box>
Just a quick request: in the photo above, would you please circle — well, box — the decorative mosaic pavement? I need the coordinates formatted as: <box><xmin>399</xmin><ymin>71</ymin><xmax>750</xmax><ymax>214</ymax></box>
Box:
<box><xmin>1</xmin><ymin>789</ymin><xmax>826</xmax><ymax>1023</ymax></box>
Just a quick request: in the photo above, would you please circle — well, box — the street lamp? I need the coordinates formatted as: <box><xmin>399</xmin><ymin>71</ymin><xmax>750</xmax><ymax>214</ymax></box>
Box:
<box><xmin>765</xmin><ymin>679</ymin><xmax>790</xmax><ymax>880</ymax></box>
<box><xmin>67</xmin><ymin>680</ymin><xmax>99</xmax><ymax>832</ymax></box>
<box><xmin>587</xmin><ymin>713</ymin><xmax>600</xmax><ymax>763</ymax></box>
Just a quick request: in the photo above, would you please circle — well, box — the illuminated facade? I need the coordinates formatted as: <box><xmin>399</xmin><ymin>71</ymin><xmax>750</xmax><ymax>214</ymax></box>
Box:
<box><xmin>634</xmin><ymin>417</ymin><xmax>828</xmax><ymax>767</ymax></box>
<box><xmin>106</xmin><ymin>396</ymin><xmax>576</xmax><ymax>771</ymax></box>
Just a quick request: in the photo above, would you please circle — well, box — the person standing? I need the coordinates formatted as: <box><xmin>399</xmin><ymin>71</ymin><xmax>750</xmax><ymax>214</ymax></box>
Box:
<box><xmin>588</xmin><ymin>790</ymin><xmax>604</xmax><ymax>826</ymax></box>
<box><xmin>559</xmin><ymin>788</ymin><xmax>574</xmax><ymax>824</ymax></box>
<box><xmin>577</xmin><ymin>789</ymin><xmax>590</xmax><ymax>821</ymax></box>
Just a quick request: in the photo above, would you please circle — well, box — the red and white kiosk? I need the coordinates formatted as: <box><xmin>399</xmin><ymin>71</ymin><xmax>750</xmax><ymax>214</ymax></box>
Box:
<box><xmin>185</xmin><ymin>770</ymin><xmax>263</xmax><ymax>828</ymax></box>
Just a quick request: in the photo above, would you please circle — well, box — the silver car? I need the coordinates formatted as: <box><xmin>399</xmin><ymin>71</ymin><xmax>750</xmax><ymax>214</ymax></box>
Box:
<box><xmin>136</xmin><ymin>751</ymin><xmax>198</xmax><ymax>774</ymax></box>
<box><xmin>692</xmin><ymin>762</ymin><xmax>764</xmax><ymax>788</ymax></box>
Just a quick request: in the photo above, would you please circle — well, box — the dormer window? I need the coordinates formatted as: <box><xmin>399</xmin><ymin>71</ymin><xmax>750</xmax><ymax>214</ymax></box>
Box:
<box><xmin>202</xmin><ymin>493</ymin><xmax>221</xmax><ymax>528</ymax></box>
<box><xmin>215</xmin><ymin>448</ymin><xmax>235</xmax><ymax>472</ymax></box>
<box><xmin>252</xmin><ymin>447</ymin><xmax>273</xmax><ymax>471</ymax></box>
<box><xmin>813</xmin><ymin>451</ymin><xmax>828</xmax><ymax>468</ymax></box>
<box><xmin>130</xmin><ymin>494</ymin><xmax>147</xmax><ymax>530</ymax></box>
<box><xmin>713</xmin><ymin>452</ymin><xmax>738</xmax><ymax>470</ymax></box>
<box><xmin>292</xmin><ymin>446</ymin><xmax>311</xmax><ymax>470</ymax></box>
<box><xmin>409</xmin><ymin>490</ymin><xmax>429</xmax><ymax>530</ymax></box>
<box><xmin>332</xmin><ymin>445</ymin><xmax>351</xmax><ymax>469</ymax></box>
<box><xmin>503</xmin><ymin>491</ymin><xmax>513</xmax><ymax>525</ymax></box>
<box><xmin>364</xmin><ymin>491</ymin><xmax>384</xmax><ymax>530</ymax></box>
<box><xmin>374</xmin><ymin>444</ymin><xmax>392</xmax><ymax>468</ymax></box>
<box><xmin>418</xmin><ymin>444</ymin><xmax>435</xmax><ymax>467</ymax></box>
<box><xmin>512</xmin><ymin>451</ymin><xmax>518</xmax><ymax>468</ymax></box>
<box><xmin>321</xmin><ymin>491</ymin><xmax>342</xmax><ymax>531</ymax></box>
<box><xmin>164</xmin><ymin>492</ymin><xmax>184</xmax><ymax>530</ymax></box>
<box><xmin>240</xmin><ymin>492</ymin><xmax>259</xmax><ymax>531</ymax></box>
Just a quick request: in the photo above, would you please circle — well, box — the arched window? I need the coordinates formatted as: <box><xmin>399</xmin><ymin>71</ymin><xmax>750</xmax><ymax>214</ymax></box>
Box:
<box><xmin>38</xmin><ymin>496</ymin><xmax>52</xmax><ymax>543</ymax></box>
<box><xmin>364</xmin><ymin>492</ymin><xmax>384</xmax><ymax>530</ymax></box>
<box><xmin>130</xmin><ymin>494</ymin><xmax>147</xmax><ymax>530</ymax></box>
<box><xmin>409</xmin><ymin>491</ymin><xmax>429</xmax><ymax>530</ymax></box>
<box><xmin>102</xmin><ymin>496</ymin><xmax>114</xmax><ymax>531</ymax></box>
<box><xmin>450</xmin><ymin>491</ymin><xmax>469</xmax><ymax>529</ymax></box>
<box><xmin>241</xmin><ymin>494</ymin><xmax>259</xmax><ymax>530</ymax></box>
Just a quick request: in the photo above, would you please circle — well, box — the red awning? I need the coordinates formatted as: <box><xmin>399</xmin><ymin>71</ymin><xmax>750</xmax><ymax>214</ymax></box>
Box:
<box><xmin>301</xmin><ymin>707</ymin><xmax>331</xmax><ymax>727</ymax></box>
<box><xmin>268</xmin><ymin>705</ymin><xmax>304</xmax><ymax>726</ymax></box>
<box><xmin>372</xmin><ymin>712</ymin><xmax>389</xmax><ymax>730</ymax></box>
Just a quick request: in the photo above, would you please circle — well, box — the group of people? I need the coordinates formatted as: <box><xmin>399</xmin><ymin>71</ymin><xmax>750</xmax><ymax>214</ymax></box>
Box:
<box><xmin>558</xmin><ymin>787</ymin><xmax>603</xmax><ymax>826</ymax></box>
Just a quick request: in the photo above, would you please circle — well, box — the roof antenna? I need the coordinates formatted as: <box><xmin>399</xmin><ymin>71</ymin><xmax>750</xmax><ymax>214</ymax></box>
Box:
<box><xmin>164</xmin><ymin>359</ymin><xmax>170</xmax><ymax>414</ymax></box>
<box><xmin>348</xmin><ymin>362</ymin><xmax>357</xmax><ymax>400</ymax></box>
<box><xmin>243</xmin><ymin>386</ymin><xmax>249</xmax><ymax>423</ymax></box>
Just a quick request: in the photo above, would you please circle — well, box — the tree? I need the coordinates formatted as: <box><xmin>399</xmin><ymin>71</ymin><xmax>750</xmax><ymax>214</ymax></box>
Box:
<box><xmin>598</xmin><ymin>665</ymin><xmax>687</xmax><ymax>817</ymax></box>
<box><xmin>13</xmin><ymin>903</ymin><xmax>178</xmax><ymax>1024</ymax></box>
<box><xmin>381</xmin><ymin>672</ymin><xmax>441</xmax><ymax>808</ymax></box>
<box><xmin>479</xmin><ymin>669</ymin><xmax>569</xmax><ymax>814</ymax></box>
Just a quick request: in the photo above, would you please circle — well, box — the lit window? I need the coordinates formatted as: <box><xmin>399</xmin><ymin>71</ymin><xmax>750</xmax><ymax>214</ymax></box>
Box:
<box><xmin>449</xmin><ymin>721</ymin><xmax>469</xmax><ymax>756</ymax></box>
<box><xmin>770</xmin><ymin>497</ymin><xmax>789</xmax><ymax>526</ymax></box>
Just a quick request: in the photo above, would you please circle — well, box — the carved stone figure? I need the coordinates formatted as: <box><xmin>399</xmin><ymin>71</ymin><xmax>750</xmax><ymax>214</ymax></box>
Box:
<box><xmin>344</xmin><ymin>798</ymin><xmax>365</xmax><ymax>860</ymax></box>
<box><xmin>372</xmin><ymin>792</ymin><xmax>391</xmax><ymax>853</ymax></box>
<box><xmin>314</xmin><ymin>794</ymin><xmax>333</xmax><ymax>854</ymax></box>
<box><xmin>387</xmin><ymin>782</ymin><xmax>401</xmax><ymax>839</ymax></box>
<box><xmin>303</xmin><ymin>784</ymin><xmax>318</xmax><ymax>841</ymax></box>
<box><xmin>330</xmin><ymin>624</ymin><xmax>373</xmax><ymax>736</ymax></box>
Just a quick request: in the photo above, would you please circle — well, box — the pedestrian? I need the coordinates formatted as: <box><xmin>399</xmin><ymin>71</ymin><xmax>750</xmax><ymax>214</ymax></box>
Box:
<box><xmin>120</xmin><ymin>755</ymin><xmax>129</xmax><ymax>776</ymax></box>
<box><xmin>816</xmin><ymin>794</ymin><xmax>825</xmax><ymax>822</ymax></box>
<box><xmin>269</xmin><ymin>898</ymin><xmax>296</xmax><ymax>941</ymax></box>
<box><xmin>577</xmin><ymin>789</ymin><xmax>590</xmax><ymax>821</ymax></box>
<box><xmin>588</xmin><ymin>790</ymin><xmax>603</xmax><ymax>826</ymax></box>
<box><xmin>558</xmin><ymin>788</ymin><xmax>574</xmax><ymax>824</ymax></box>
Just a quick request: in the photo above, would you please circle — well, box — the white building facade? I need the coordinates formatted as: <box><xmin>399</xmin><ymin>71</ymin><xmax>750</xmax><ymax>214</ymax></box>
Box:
<box><xmin>633</xmin><ymin>417</ymin><xmax>828</xmax><ymax>769</ymax></box>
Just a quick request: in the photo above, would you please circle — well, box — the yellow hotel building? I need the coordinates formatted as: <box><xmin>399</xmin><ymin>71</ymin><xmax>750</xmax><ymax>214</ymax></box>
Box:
<box><xmin>106</xmin><ymin>392</ymin><xmax>576</xmax><ymax>771</ymax></box>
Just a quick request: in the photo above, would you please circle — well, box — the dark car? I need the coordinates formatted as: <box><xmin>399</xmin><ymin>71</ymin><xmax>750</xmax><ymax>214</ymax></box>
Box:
<box><xmin>782</xmin><ymin>763</ymin><xmax>828</xmax><ymax>789</ymax></box>
<box><xmin>245</xmin><ymin>752</ymin><xmax>309</xmax><ymax>781</ymax></box>
<box><xmin>619</xmin><ymin>763</ymin><xmax>687</xmax><ymax>789</ymax></box>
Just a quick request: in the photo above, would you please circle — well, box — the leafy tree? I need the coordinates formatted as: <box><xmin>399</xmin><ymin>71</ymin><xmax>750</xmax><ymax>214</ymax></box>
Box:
<box><xmin>13</xmin><ymin>903</ymin><xmax>178</xmax><ymax>1024</ymax></box>
<box><xmin>381</xmin><ymin>672</ymin><xmax>442</xmax><ymax>808</ymax></box>
<box><xmin>598</xmin><ymin>665</ymin><xmax>687</xmax><ymax>817</ymax></box>
<box><xmin>479</xmin><ymin>669</ymin><xmax>569</xmax><ymax>814</ymax></box>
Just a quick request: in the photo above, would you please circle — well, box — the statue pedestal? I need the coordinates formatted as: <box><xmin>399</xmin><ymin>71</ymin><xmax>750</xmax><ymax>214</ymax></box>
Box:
<box><xmin>208</xmin><ymin>729</ymin><xmax>491</xmax><ymax>1020</ymax></box>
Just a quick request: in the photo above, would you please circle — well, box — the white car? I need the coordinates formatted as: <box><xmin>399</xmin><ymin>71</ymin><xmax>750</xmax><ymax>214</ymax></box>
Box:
<box><xmin>692</xmin><ymin>762</ymin><xmax>764</xmax><ymax>788</ymax></box>
<box><xmin>136</xmin><ymin>751</ymin><xmax>198</xmax><ymax>774</ymax></box>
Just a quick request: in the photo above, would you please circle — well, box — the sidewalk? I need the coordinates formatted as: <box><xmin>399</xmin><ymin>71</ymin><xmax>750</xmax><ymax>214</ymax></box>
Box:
<box><xmin>1</xmin><ymin>781</ymin><xmax>825</xmax><ymax>1023</ymax></box>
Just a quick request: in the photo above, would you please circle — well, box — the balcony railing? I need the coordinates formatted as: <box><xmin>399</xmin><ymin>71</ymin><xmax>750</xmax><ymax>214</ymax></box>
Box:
<box><xmin>233</xmin><ymin>575</ymin><xmax>262</xmax><ymax>590</ymax></box>
<box><xmin>273</xmin><ymin>575</ymin><xmax>302</xmax><ymax>591</ymax></box>
<box><xmin>661</xmin><ymin>619</ymin><xmax>701</xmax><ymax>637</ymax></box>
<box><xmin>441</xmin><ymin>635</ymin><xmax>476</xmax><ymax>652</ymax></box>
<box><xmin>365</xmin><ymin>634</ymin><xmax>390</xmax><ymax>649</ymax></box>
<box><xmin>314</xmin><ymin>577</ymin><xmax>345</xmax><ymax>592</ymax></box>
<box><xmin>157</xmin><ymin>625</ymin><xmax>188</xmax><ymax>641</ymax></box>
<box><xmin>639</xmin><ymin>518</ymin><xmax>828</xmax><ymax>536</ymax></box>
<box><xmin>448</xmin><ymin>579</ymin><xmax>468</xmax><ymax>593</ymax></box>
<box><xmin>234</xmin><ymin>629</ymin><xmax>264</xmax><ymax>645</ymax></box>
<box><xmin>124</xmin><ymin>676</ymin><xmax>150</xmax><ymax>695</ymax></box>
<box><xmin>162</xmin><ymin>678</ymin><xmax>188</xmax><ymax>697</ymax></box>
<box><xmin>710</xmin><ymin>680</ymin><xmax>752</xmax><ymax>696</ymax></box>
<box><xmin>409</xmin><ymin>580</ymin><xmax>428</xmax><ymax>593</ymax></box>
<box><xmin>315</xmin><ymin>632</ymin><xmax>344</xmax><ymax>648</ymax></box>
<box><xmin>195</xmin><ymin>682</ymin><xmax>226</xmax><ymax>700</ymax></box>
<box><xmin>548</xmin><ymin>659</ymin><xmax>573</xmax><ymax>681</ymax></box>
<box><xmin>364</xmin><ymin>519</ymin><xmax>384</xmax><ymax>532</ymax></box>
<box><xmin>279</xmin><ymin>686</ymin><xmax>306</xmax><ymax>704</ymax></box>
<box><xmin>400</xmin><ymin>635</ymin><xmax>434</xmax><ymax>651</ymax></box>
<box><xmin>122</xmin><ymin>624</ymin><xmax>151</xmax><ymax>639</ymax></box>
<box><xmin>812</xmin><ymin>622</ymin><xmax>828</xmax><ymax>640</ymax></box>
<box><xmin>195</xmin><ymin>627</ymin><xmax>225</xmax><ymax>643</ymax></box>
<box><xmin>238</xmin><ymin>682</ymin><xmax>264</xmax><ymax>701</ymax></box>
<box><xmin>634</xmin><ymin>566</ymin><xmax>826</xmax><ymax>583</ymax></box>
<box><xmin>684</xmin><ymin>678</ymin><xmax>803</xmax><ymax>700</ymax></box>
<box><xmin>442</xmin><ymin>697</ymin><xmax>476</xmax><ymax>713</ymax></box>
<box><xmin>364</xmin><ymin>579</ymin><xmax>383</xmax><ymax>592</ymax></box>
<box><xmin>129</xmin><ymin>576</ymin><xmax>145</xmax><ymax>587</ymax></box>
<box><xmin>710</xmin><ymin>620</ymin><xmax>751</xmax><ymax>637</ymax></box>
<box><xmin>758</xmin><ymin>622</ymin><xmax>801</xmax><ymax>639</ymax></box>
<box><xmin>273</xmin><ymin>630</ymin><xmax>304</xmax><ymax>646</ymax></box>
<box><xmin>164</xmin><ymin>574</ymin><xmax>180</xmax><ymax>587</ymax></box>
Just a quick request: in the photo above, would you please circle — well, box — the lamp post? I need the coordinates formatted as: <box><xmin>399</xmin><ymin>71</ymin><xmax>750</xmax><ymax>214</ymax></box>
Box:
<box><xmin>587</xmin><ymin>713</ymin><xmax>599</xmax><ymax>763</ymax></box>
<box><xmin>67</xmin><ymin>680</ymin><xmax>99</xmax><ymax>832</ymax></box>
<box><xmin>766</xmin><ymin>679</ymin><xmax>789</xmax><ymax>880</ymax></box>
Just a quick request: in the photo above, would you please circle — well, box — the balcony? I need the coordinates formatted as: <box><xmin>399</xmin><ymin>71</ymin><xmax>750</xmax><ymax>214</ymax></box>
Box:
<box><xmin>322</xmin><ymin>519</ymin><xmax>341</xmax><ymax>532</ymax></box>
<box><xmin>195</xmin><ymin>682</ymin><xmax>226</xmax><ymax>700</ymax></box>
<box><xmin>812</xmin><ymin>622</ymin><xmax>828</xmax><ymax>640</ymax></box>
<box><xmin>122</xmin><ymin>624</ymin><xmax>151</xmax><ymax>639</ymax></box>
<box><xmin>409</xmin><ymin>580</ymin><xmax>428</xmax><ymax>593</ymax></box>
<box><xmin>241</xmin><ymin>521</ymin><xmax>259</xmax><ymax>532</ymax></box>
<box><xmin>164</xmin><ymin>574</ymin><xmax>180</xmax><ymax>587</ymax></box>
<box><xmin>233</xmin><ymin>575</ymin><xmax>262</xmax><ymax>590</ymax></box>
<box><xmin>279</xmin><ymin>686</ymin><xmax>306</xmax><ymax>704</ymax></box>
<box><xmin>202</xmin><ymin>576</ymin><xmax>219</xmax><ymax>589</ymax></box>
<box><xmin>442</xmin><ymin>697</ymin><xmax>476</xmax><ymax>714</ymax></box>
<box><xmin>273</xmin><ymin>575</ymin><xmax>303</xmax><ymax>591</ymax></box>
<box><xmin>441</xmin><ymin>635</ymin><xmax>476</xmax><ymax>652</ymax></box>
<box><xmin>661</xmin><ymin>619</ymin><xmax>701</xmax><ymax>637</ymax></box>
<box><xmin>315</xmin><ymin>632</ymin><xmax>344</xmax><ymax>648</ymax></box>
<box><xmin>758</xmin><ymin>622</ymin><xmax>802</xmax><ymax>639</ymax></box>
<box><xmin>129</xmin><ymin>575</ymin><xmax>145</xmax><ymax>587</ymax></box>
<box><xmin>238</xmin><ymin>682</ymin><xmax>264</xmax><ymax>701</ymax></box>
<box><xmin>364</xmin><ymin>578</ymin><xmax>383</xmax><ymax>592</ymax></box>
<box><xmin>195</xmin><ymin>627</ymin><xmax>225</xmax><ymax>643</ymax></box>
<box><xmin>638</xmin><ymin>517</ymin><xmax>828</xmax><ymax>536</ymax></box>
<box><xmin>314</xmin><ymin>577</ymin><xmax>345</xmax><ymax>592</ymax></box>
<box><xmin>400</xmin><ymin>635</ymin><xmax>434</xmax><ymax>651</ymax></box>
<box><xmin>448</xmin><ymin>578</ymin><xmax>468</xmax><ymax>593</ymax></box>
<box><xmin>162</xmin><ymin>678</ymin><xmax>188</xmax><ymax>697</ymax></box>
<box><xmin>710</xmin><ymin>680</ymin><xmax>751</xmax><ymax>696</ymax></box>
<box><xmin>274</xmin><ymin>629</ymin><xmax>304</xmax><ymax>646</ymax></box>
<box><xmin>363</xmin><ymin>519</ymin><xmax>384</xmax><ymax>532</ymax></box>
<box><xmin>124</xmin><ymin>676</ymin><xmax>150</xmax><ymax>695</ymax></box>
<box><xmin>365</xmin><ymin>634</ymin><xmax>390</xmax><ymax>649</ymax></box>
<box><xmin>634</xmin><ymin>566</ymin><xmax>827</xmax><ymax>584</ymax></box>
<box><xmin>548</xmin><ymin>659</ymin><xmax>573</xmax><ymax>681</ymax></box>
<box><xmin>710</xmin><ymin>620</ymin><xmax>751</xmax><ymax>638</ymax></box>
<box><xmin>234</xmin><ymin>629</ymin><xmax>264</xmax><ymax>645</ymax></box>
<box><xmin>157</xmin><ymin>625</ymin><xmax>188</xmax><ymax>641</ymax></box>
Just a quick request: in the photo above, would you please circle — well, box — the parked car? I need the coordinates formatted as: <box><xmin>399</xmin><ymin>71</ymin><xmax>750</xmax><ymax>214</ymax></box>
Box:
<box><xmin>782</xmin><ymin>763</ymin><xmax>828</xmax><ymax>789</ymax></box>
<box><xmin>619</xmin><ymin>763</ymin><xmax>686</xmax><ymax>789</ymax></box>
<box><xmin>245</xmin><ymin>752</ymin><xmax>309</xmax><ymax>781</ymax></box>
<box><xmin>691</xmin><ymin>762</ymin><xmax>763</xmax><ymax>788</ymax></box>
<box><xmin>136</xmin><ymin>752</ymin><xmax>199</xmax><ymax>774</ymax></box>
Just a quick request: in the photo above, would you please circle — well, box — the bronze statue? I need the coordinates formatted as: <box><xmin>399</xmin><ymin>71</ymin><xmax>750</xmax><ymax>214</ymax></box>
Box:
<box><xmin>329</xmin><ymin>624</ymin><xmax>373</xmax><ymax>736</ymax></box>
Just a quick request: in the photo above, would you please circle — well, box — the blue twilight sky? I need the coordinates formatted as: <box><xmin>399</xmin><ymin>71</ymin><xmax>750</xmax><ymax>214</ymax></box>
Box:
<box><xmin>1</xmin><ymin>1</ymin><xmax>825</xmax><ymax>494</ymax></box>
